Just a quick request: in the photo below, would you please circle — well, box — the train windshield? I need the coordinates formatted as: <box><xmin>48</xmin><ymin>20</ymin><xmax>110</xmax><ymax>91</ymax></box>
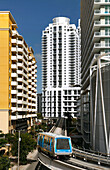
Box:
<box><xmin>56</xmin><ymin>138</ymin><xmax>70</xmax><ymax>150</ymax></box>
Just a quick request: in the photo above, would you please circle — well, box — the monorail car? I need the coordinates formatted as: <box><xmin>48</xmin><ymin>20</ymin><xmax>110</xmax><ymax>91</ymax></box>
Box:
<box><xmin>37</xmin><ymin>132</ymin><xmax>72</xmax><ymax>158</ymax></box>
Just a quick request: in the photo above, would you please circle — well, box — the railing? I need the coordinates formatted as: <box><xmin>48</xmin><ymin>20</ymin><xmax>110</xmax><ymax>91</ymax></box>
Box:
<box><xmin>73</xmin><ymin>147</ymin><xmax>110</xmax><ymax>166</ymax></box>
<box><xmin>95</xmin><ymin>0</ymin><xmax>110</xmax><ymax>2</ymax></box>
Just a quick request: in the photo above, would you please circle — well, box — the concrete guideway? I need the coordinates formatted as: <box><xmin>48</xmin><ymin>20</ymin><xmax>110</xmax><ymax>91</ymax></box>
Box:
<box><xmin>38</xmin><ymin>152</ymin><xmax>85</xmax><ymax>170</ymax></box>
<box><xmin>73</xmin><ymin>148</ymin><xmax>110</xmax><ymax>166</ymax></box>
<box><xmin>67</xmin><ymin>157</ymin><xmax>110</xmax><ymax>170</ymax></box>
<box><xmin>49</xmin><ymin>118</ymin><xmax>67</xmax><ymax>136</ymax></box>
<box><xmin>38</xmin><ymin>152</ymin><xmax>110</xmax><ymax>170</ymax></box>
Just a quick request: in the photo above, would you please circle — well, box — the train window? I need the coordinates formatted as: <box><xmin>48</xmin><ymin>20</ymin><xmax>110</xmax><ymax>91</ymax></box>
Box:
<box><xmin>47</xmin><ymin>137</ymin><xmax>50</xmax><ymax>150</ymax></box>
<box><xmin>44</xmin><ymin>136</ymin><xmax>48</xmax><ymax>149</ymax></box>
<box><xmin>56</xmin><ymin>139</ymin><xmax>70</xmax><ymax>149</ymax></box>
<box><xmin>39</xmin><ymin>136</ymin><xmax>42</xmax><ymax>145</ymax></box>
<box><xmin>50</xmin><ymin>138</ymin><xmax>53</xmax><ymax>151</ymax></box>
<box><xmin>44</xmin><ymin>138</ymin><xmax>47</xmax><ymax>144</ymax></box>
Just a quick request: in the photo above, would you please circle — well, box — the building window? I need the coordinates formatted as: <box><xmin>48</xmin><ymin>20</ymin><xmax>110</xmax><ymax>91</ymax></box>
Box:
<box><xmin>68</xmin><ymin>90</ymin><xmax>71</xmax><ymax>95</ymax></box>
<box><xmin>74</xmin><ymin>90</ymin><xmax>77</xmax><ymax>94</ymax></box>
<box><xmin>64</xmin><ymin>90</ymin><xmax>67</xmax><ymax>95</ymax></box>
<box><xmin>59</xmin><ymin>26</ymin><xmax>62</xmax><ymax>30</ymax></box>
<box><xmin>53</xmin><ymin>27</ymin><xmax>56</xmax><ymax>31</ymax></box>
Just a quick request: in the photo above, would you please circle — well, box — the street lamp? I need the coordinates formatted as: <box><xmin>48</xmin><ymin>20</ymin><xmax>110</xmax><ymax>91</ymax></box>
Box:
<box><xmin>18</xmin><ymin>131</ymin><xmax>21</xmax><ymax>170</ymax></box>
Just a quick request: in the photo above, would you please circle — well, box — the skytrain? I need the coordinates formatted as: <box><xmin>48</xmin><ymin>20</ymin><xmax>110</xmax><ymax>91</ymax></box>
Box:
<box><xmin>37</xmin><ymin>132</ymin><xmax>72</xmax><ymax>159</ymax></box>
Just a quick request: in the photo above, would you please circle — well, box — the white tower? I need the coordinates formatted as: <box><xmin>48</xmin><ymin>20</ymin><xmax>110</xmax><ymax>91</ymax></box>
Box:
<box><xmin>42</xmin><ymin>17</ymin><xmax>81</xmax><ymax>118</ymax></box>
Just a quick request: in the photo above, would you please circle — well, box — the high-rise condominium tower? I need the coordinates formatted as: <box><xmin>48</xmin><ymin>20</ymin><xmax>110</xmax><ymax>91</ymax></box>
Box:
<box><xmin>80</xmin><ymin>0</ymin><xmax>110</xmax><ymax>155</ymax></box>
<box><xmin>42</xmin><ymin>17</ymin><xmax>81</xmax><ymax>118</ymax></box>
<box><xmin>0</xmin><ymin>11</ymin><xmax>37</xmax><ymax>133</ymax></box>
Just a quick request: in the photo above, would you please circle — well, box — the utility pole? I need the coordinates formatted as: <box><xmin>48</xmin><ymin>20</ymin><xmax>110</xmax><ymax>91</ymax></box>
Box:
<box><xmin>18</xmin><ymin>130</ymin><xmax>21</xmax><ymax>170</ymax></box>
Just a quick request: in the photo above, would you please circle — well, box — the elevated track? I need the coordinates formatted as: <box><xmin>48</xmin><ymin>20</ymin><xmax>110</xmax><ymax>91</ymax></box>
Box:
<box><xmin>49</xmin><ymin>118</ymin><xmax>67</xmax><ymax>136</ymax></box>
<box><xmin>38</xmin><ymin>152</ymin><xmax>110</xmax><ymax>170</ymax></box>
<box><xmin>38</xmin><ymin>118</ymin><xmax>110</xmax><ymax>169</ymax></box>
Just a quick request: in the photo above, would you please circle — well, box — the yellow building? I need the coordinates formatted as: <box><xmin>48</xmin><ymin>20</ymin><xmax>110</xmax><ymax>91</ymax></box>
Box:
<box><xmin>0</xmin><ymin>11</ymin><xmax>37</xmax><ymax>134</ymax></box>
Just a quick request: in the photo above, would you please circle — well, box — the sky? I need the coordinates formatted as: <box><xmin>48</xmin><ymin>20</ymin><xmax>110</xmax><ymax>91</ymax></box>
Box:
<box><xmin>0</xmin><ymin>0</ymin><xmax>80</xmax><ymax>93</ymax></box>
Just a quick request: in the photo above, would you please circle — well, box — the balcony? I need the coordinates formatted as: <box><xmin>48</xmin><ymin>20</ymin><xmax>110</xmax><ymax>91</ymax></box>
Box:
<box><xmin>17</xmin><ymin>92</ymin><xmax>23</xmax><ymax>97</ymax></box>
<box><xmin>17</xmin><ymin>77</ymin><xmax>23</xmax><ymax>82</ymax></box>
<box><xmin>32</xmin><ymin>82</ymin><xmax>35</xmax><ymax>85</ymax></box>
<box><xmin>94</xmin><ymin>9</ymin><xmax>110</xmax><ymax>19</ymax></box>
<box><xmin>11</xmin><ymin>107</ymin><xmax>17</xmax><ymax>112</ymax></box>
<box><xmin>18</xmin><ymin>40</ymin><xmax>23</xmax><ymax>45</ymax></box>
<box><xmin>17</xmin><ymin>70</ymin><xmax>22</xmax><ymax>74</ymax></box>
<box><xmin>11</xmin><ymin>73</ymin><xmax>17</xmax><ymax>78</ymax></box>
<box><xmin>31</xmin><ymin>71</ymin><xmax>35</xmax><ymax>75</ymax></box>
<box><xmin>17</xmin><ymin>100</ymin><xmax>23</xmax><ymax>104</ymax></box>
<box><xmin>23</xmin><ymin>94</ymin><xmax>28</xmax><ymax>98</ymax></box>
<box><xmin>32</xmin><ymin>98</ymin><xmax>36</xmax><ymax>102</ymax></box>
<box><xmin>94</xmin><ymin>0</ymin><xmax>110</xmax><ymax>8</ymax></box>
<box><xmin>23</xmin><ymin>87</ymin><xmax>28</xmax><ymax>92</ymax></box>
<box><xmin>28</xmin><ymin>67</ymin><xmax>32</xmax><ymax>71</ymax></box>
<box><xmin>11</xmin><ymin>115</ymin><xmax>17</xmax><ymax>120</ymax></box>
<box><xmin>28</xmin><ymin>79</ymin><xmax>32</xmax><ymax>83</ymax></box>
<box><xmin>94</xmin><ymin>42</ymin><xmax>110</xmax><ymax>47</ymax></box>
<box><xmin>28</xmin><ymin>62</ymin><xmax>32</xmax><ymax>65</ymax></box>
<box><xmin>12</xmin><ymin>30</ymin><xmax>17</xmax><ymax>35</ymax></box>
<box><xmin>11</xmin><ymin>81</ymin><xmax>17</xmax><ymax>86</ymax></box>
<box><xmin>11</xmin><ymin>39</ymin><xmax>17</xmax><ymax>44</ymax></box>
<box><xmin>17</xmin><ymin>63</ymin><xmax>23</xmax><ymax>67</ymax></box>
<box><xmin>32</xmin><ymin>66</ymin><xmax>35</xmax><ymax>69</ymax></box>
<box><xmin>94</xmin><ymin>20</ymin><xmax>110</xmax><ymax>30</ymax></box>
<box><xmin>11</xmin><ymin>90</ymin><xmax>17</xmax><ymax>94</ymax></box>
<box><xmin>28</xmin><ymin>73</ymin><xmax>32</xmax><ymax>77</ymax></box>
<box><xmin>11</xmin><ymin>56</ymin><xmax>17</xmax><ymax>61</ymax></box>
<box><xmin>28</xmin><ymin>103</ymin><xmax>32</xmax><ymax>106</ymax></box>
<box><xmin>18</xmin><ymin>48</ymin><xmax>23</xmax><ymax>53</ymax></box>
<box><xmin>28</xmin><ymin>109</ymin><xmax>32</xmax><ymax>112</ymax></box>
<box><xmin>17</xmin><ymin>55</ymin><xmax>23</xmax><ymax>60</ymax></box>
<box><xmin>32</xmin><ymin>93</ymin><xmax>36</xmax><ymax>97</ymax></box>
<box><xmin>11</xmin><ymin>98</ymin><xmax>17</xmax><ymax>103</ymax></box>
<box><xmin>94</xmin><ymin>42</ymin><xmax>110</xmax><ymax>52</ymax></box>
<box><xmin>17</xmin><ymin>85</ymin><xmax>23</xmax><ymax>89</ymax></box>
<box><xmin>11</xmin><ymin>64</ymin><xmax>17</xmax><ymax>69</ymax></box>
<box><xmin>23</xmin><ymin>80</ymin><xmax>28</xmax><ymax>86</ymax></box>
<box><xmin>28</xmin><ymin>91</ymin><xmax>32</xmax><ymax>94</ymax></box>
<box><xmin>17</xmin><ymin>108</ymin><xmax>22</xmax><ymax>112</ymax></box>
<box><xmin>32</xmin><ymin>103</ymin><xmax>36</xmax><ymax>107</ymax></box>
<box><xmin>26</xmin><ymin>114</ymin><xmax>32</xmax><ymax>118</ymax></box>
<box><xmin>31</xmin><ymin>87</ymin><xmax>35</xmax><ymax>91</ymax></box>
<box><xmin>32</xmin><ymin>109</ymin><xmax>37</xmax><ymax>112</ymax></box>
<box><xmin>28</xmin><ymin>85</ymin><xmax>32</xmax><ymax>88</ymax></box>
<box><xmin>94</xmin><ymin>31</ymin><xmax>110</xmax><ymax>41</ymax></box>
<box><xmin>32</xmin><ymin>61</ymin><xmax>36</xmax><ymax>64</ymax></box>
<box><xmin>34</xmin><ymin>89</ymin><xmax>37</xmax><ymax>92</ymax></box>
<box><xmin>17</xmin><ymin>115</ymin><xmax>23</xmax><ymax>119</ymax></box>
<box><xmin>11</xmin><ymin>47</ymin><xmax>16</xmax><ymax>52</ymax></box>
<box><xmin>31</xmin><ymin>77</ymin><xmax>35</xmax><ymax>80</ymax></box>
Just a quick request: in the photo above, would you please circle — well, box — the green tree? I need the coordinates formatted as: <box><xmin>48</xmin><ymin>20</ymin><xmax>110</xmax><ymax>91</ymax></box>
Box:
<box><xmin>0</xmin><ymin>155</ymin><xmax>10</xmax><ymax>170</ymax></box>
<box><xmin>37</xmin><ymin>113</ymin><xmax>43</xmax><ymax>119</ymax></box>
<box><xmin>0</xmin><ymin>138</ymin><xmax>7</xmax><ymax>148</ymax></box>
<box><xmin>5</xmin><ymin>133</ymin><xmax>15</xmax><ymax>144</ymax></box>
<box><xmin>10</xmin><ymin>132</ymin><xmax>36</xmax><ymax>164</ymax></box>
<box><xmin>0</xmin><ymin>131</ymin><xmax>10</xmax><ymax>169</ymax></box>
<box><xmin>0</xmin><ymin>131</ymin><xmax>7</xmax><ymax>148</ymax></box>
